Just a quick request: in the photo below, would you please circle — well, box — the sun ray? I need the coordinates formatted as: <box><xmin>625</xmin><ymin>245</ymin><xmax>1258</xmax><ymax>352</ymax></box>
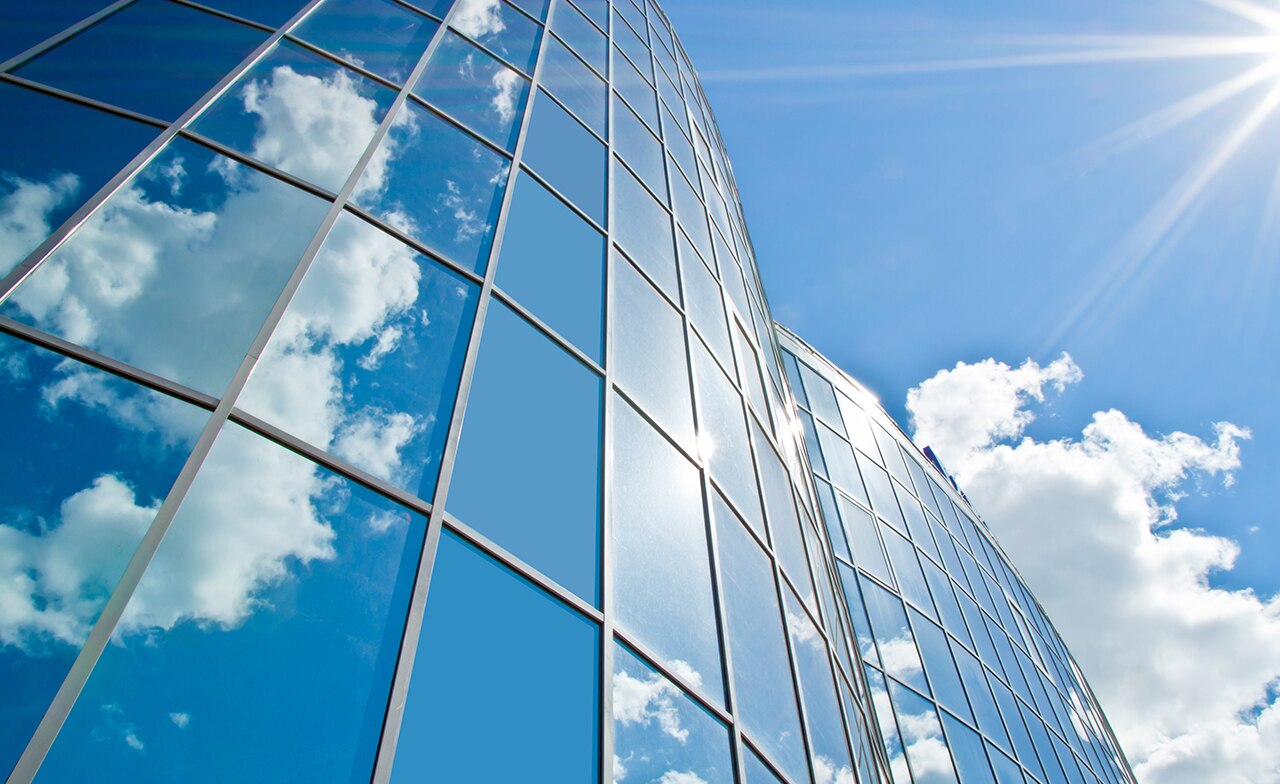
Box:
<box><xmin>1201</xmin><ymin>0</ymin><xmax>1280</xmax><ymax>32</ymax></box>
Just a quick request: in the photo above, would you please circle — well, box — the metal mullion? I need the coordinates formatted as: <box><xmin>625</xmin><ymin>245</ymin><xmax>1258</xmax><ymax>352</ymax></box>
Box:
<box><xmin>612</xmin><ymin>385</ymin><xmax>700</xmax><ymax>467</ymax></box>
<box><xmin>611</xmin><ymin>628</ymin><xmax>733</xmax><ymax>727</ymax></box>
<box><xmin>490</xmin><ymin>286</ymin><xmax>604</xmax><ymax>375</ymax></box>
<box><xmin>0</xmin><ymin>0</ymin><xmax>136</xmax><ymax>73</ymax></box>
<box><xmin>0</xmin><ymin>73</ymin><xmax>168</xmax><ymax>127</ymax></box>
<box><xmin>598</xmin><ymin>1</ymin><xmax>616</xmax><ymax>778</ymax></box>
<box><xmin>279</xmin><ymin>33</ymin><xmax>406</xmax><ymax>92</ymax></box>
<box><xmin>367</xmin><ymin>1</ymin><xmax>557</xmax><ymax>777</ymax></box>
<box><xmin>166</xmin><ymin>0</ymin><xmax>275</xmax><ymax>31</ymax></box>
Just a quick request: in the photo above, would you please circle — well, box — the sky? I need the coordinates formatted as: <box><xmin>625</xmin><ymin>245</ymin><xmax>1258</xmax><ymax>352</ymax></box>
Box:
<box><xmin>670</xmin><ymin>0</ymin><xmax>1280</xmax><ymax>781</ymax></box>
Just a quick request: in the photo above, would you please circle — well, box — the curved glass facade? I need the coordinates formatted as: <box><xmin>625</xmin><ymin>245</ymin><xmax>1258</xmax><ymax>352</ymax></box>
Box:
<box><xmin>0</xmin><ymin>3</ymin><xmax>1133</xmax><ymax>784</ymax></box>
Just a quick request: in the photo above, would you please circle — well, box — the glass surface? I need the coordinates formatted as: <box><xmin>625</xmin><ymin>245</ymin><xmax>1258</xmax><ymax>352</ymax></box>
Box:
<box><xmin>550</xmin><ymin>0</ymin><xmax>605</xmax><ymax>76</ymax></box>
<box><xmin>734</xmin><ymin>322</ymin><xmax>769</xmax><ymax>424</ymax></box>
<box><xmin>867</xmin><ymin>667</ymin><xmax>913</xmax><ymax>784</ymax></box>
<box><xmin>666</xmin><ymin>113</ymin><xmax>699</xmax><ymax>184</ymax></box>
<box><xmin>841</xmin><ymin>564</ymin><xmax>879</xmax><ymax>668</ymax></box>
<box><xmin>713</xmin><ymin>495</ymin><xmax>807</xmax><ymax>784</ymax></box>
<box><xmin>670</xmin><ymin>165</ymin><xmax>711</xmax><ymax>265</ymax></box>
<box><xmin>293</xmin><ymin>0</ymin><xmax>437</xmax><ymax>83</ymax></box>
<box><xmin>202</xmin><ymin>0</ymin><xmax>310</xmax><ymax>26</ymax></box>
<box><xmin>912</xmin><ymin>610</ymin><xmax>974</xmax><ymax>725</ymax></box>
<box><xmin>988</xmin><ymin>745</ymin><xmax>1027</xmax><ymax>784</ymax></box>
<box><xmin>883</xmin><ymin>527</ymin><xmax>935</xmax><ymax>617</ymax></box>
<box><xmin>614</xmin><ymin>94</ymin><xmax>666</xmax><ymax>201</ymax></box>
<box><xmin>754</xmin><ymin>426</ymin><xmax>814</xmax><ymax>605</ymax></box>
<box><xmin>353</xmin><ymin>99</ymin><xmax>510</xmax><ymax>273</ymax></box>
<box><xmin>3</xmin><ymin>138</ymin><xmax>329</xmax><ymax>396</ymax></box>
<box><xmin>615</xmin><ymin>51</ymin><xmax>659</xmax><ymax>131</ymax></box>
<box><xmin>799</xmin><ymin>410</ymin><xmax>826</xmax><ymax>476</ymax></box>
<box><xmin>495</xmin><ymin>171</ymin><xmax>604</xmax><ymax>360</ymax></box>
<box><xmin>742</xmin><ymin>746</ymin><xmax>786</xmax><ymax>784</ymax></box>
<box><xmin>611</xmin><ymin>397</ymin><xmax>724</xmax><ymax>705</ymax></box>
<box><xmin>0</xmin><ymin>334</ymin><xmax>205</xmax><ymax>776</ymax></box>
<box><xmin>539</xmin><ymin>35</ymin><xmax>606</xmax><ymax>136</ymax></box>
<box><xmin>613</xmin><ymin>14</ymin><xmax>651</xmax><ymax>79</ymax></box>
<box><xmin>614</xmin><ymin>255</ymin><xmax>694</xmax><ymax>446</ymax></box>
<box><xmin>796</xmin><ymin>360</ymin><xmax>842</xmax><ymax>430</ymax></box>
<box><xmin>693</xmin><ymin>341</ymin><xmax>762</xmax><ymax>535</ymax></box>
<box><xmin>992</xmin><ymin>682</ymin><xmax>1046</xmax><ymax>782</ymax></box>
<box><xmin>393</xmin><ymin>531</ymin><xmax>599</xmax><ymax>783</ymax></box>
<box><xmin>858</xmin><ymin>452</ymin><xmax>906</xmax><ymax>531</ymax></box>
<box><xmin>192</xmin><ymin>41</ymin><xmax>397</xmax><ymax>193</ymax></box>
<box><xmin>681</xmin><ymin>243</ymin><xmax>732</xmax><ymax>369</ymax></box>
<box><xmin>717</xmin><ymin>251</ymin><xmax>749</xmax><ymax>323</ymax></box>
<box><xmin>815</xmin><ymin>480</ymin><xmax>852</xmax><ymax>563</ymax></box>
<box><xmin>943</xmin><ymin>712</ymin><xmax>998</xmax><ymax>784</ymax></box>
<box><xmin>509</xmin><ymin>0</ymin><xmax>550</xmax><ymax>21</ymax></box>
<box><xmin>859</xmin><ymin>575</ymin><xmax>928</xmax><ymax>694</ymax></box>
<box><xmin>923</xmin><ymin>557</ymin><xmax>973</xmax><ymax>650</ymax></box>
<box><xmin>836</xmin><ymin>394</ymin><xmax>879</xmax><ymax>460</ymax></box>
<box><xmin>817</xmin><ymin>424</ymin><xmax>862</xmax><ymax>502</ymax></box>
<box><xmin>784</xmin><ymin>592</ymin><xmax>855</xmax><ymax>784</ymax></box>
<box><xmin>874</xmin><ymin>424</ymin><xmax>914</xmax><ymax>489</ymax></box>
<box><xmin>447</xmin><ymin>302</ymin><xmax>602</xmax><ymax>604</ymax></box>
<box><xmin>522</xmin><ymin>91</ymin><xmax>606</xmax><ymax>224</ymax></box>
<box><xmin>953</xmin><ymin>644</ymin><xmax>1011</xmax><ymax>751</ymax></box>
<box><xmin>614</xmin><ymin>161</ymin><xmax>677</xmax><ymax>299</ymax></box>
<box><xmin>571</xmin><ymin>0</ymin><xmax>608</xmax><ymax>29</ymax></box>
<box><xmin>14</xmin><ymin>0</ymin><xmax>267</xmax><ymax>121</ymax></box>
<box><xmin>888</xmin><ymin>680</ymin><xmax>960</xmax><ymax>784</ymax></box>
<box><xmin>612</xmin><ymin>643</ymin><xmax>733</xmax><ymax>784</ymax></box>
<box><xmin>238</xmin><ymin>211</ymin><xmax>477</xmax><ymax>499</ymax></box>
<box><xmin>36</xmin><ymin>423</ymin><xmax>423</xmax><ymax>782</ymax></box>
<box><xmin>0</xmin><ymin>84</ymin><xmax>159</xmax><ymax>279</ymax></box>
<box><xmin>899</xmin><ymin>486</ymin><xmax>942</xmax><ymax>563</ymax></box>
<box><xmin>415</xmin><ymin>30</ymin><xmax>530</xmax><ymax>150</ymax></box>
<box><xmin>0</xmin><ymin>0</ymin><xmax>107</xmax><ymax>62</ymax></box>
<box><xmin>450</xmin><ymin>0</ymin><xmax>541</xmax><ymax>73</ymax></box>
<box><xmin>838</xmin><ymin>495</ymin><xmax>892</xmax><ymax>585</ymax></box>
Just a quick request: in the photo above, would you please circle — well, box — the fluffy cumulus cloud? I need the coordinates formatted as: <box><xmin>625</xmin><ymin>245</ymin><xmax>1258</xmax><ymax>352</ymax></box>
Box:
<box><xmin>906</xmin><ymin>354</ymin><xmax>1280</xmax><ymax>783</ymax></box>
<box><xmin>0</xmin><ymin>172</ymin><xmax>80</xmax><ymax>276</ymax></box>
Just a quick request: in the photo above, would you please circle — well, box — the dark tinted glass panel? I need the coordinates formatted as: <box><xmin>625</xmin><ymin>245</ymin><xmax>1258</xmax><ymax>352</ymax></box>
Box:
<box><xmin>0</xmin><ymin>334</ymin><xmax>205</xmax><ymax>776</ymax></box>
<box><xmin>0</xmin><ymin>0</ymin><xmax>106</xmax><ymax>62</ymax></box>
<box><xmin>451</xmin><ymin>0</ymin><xmax>541</xmax><ymax>74</ymax></box>
<box><xmin>15</xmin><ymin>0</ymin><xmax>267</xmax><ymax>120</ymax></box>
<box><xmin>3</xmin><ymin>138</ymin><xmax>328</xmax><ymax>396</ymax></box>
<box><xmin>202</xmin><ymin>0</ymin><xmax>310</xmax><ymax>26</ymax></box>
<box><xmin>692</xmin><ymin>342</ymin><xmax>762</xmax><ymax>534</ymax></box>
<box><xmin>522</xmin><ymin>91</ymin><xmax>605</xmax><ymax>224</ymax></box>
<box><xmin>293</xmin><ymin>0</ymin><xmax>437</xmax><ymax>83</ymax></box>
<box><xmin>943</xmin><ymin>712</ymin><xmax>998</xmax><ymax>784</ymax></box>
<box><xmin>415</xmin><ymin>31</ymin><xmax>530</xmax><ymax>150</ymax></box>
<box><xmin>448</xmin><ymin>303</ymin><xmax>602</xmax><ymax>604</ymax></box>
<box><xmin>614</xmin><ymin>94</ymin><xmax>666</xmax><ymax>201</ymax></box>
<box><xmin>614</xmin><ymin>162</ymin><xmax>678</xmax><ymax>300</ymax></box>
<box><xmin>539</xmin><ymin>35</ymin><xmax>606</xmax><ymax>136</ymax></box>
<box><xmin>353</xmin><ymin>100</ymin><xmax>510</xmax><ymax>273</ymax></box>
<box><xmin>0</xmin><ymin>84</ymin><xmax>158</xmax><ymax>278</ymax></box>
<box><xmin>238</xmin><ymin>212</ymin><xmax>477</xmax><ymax>500</ymax></box>
<box><xmin>393</xmin><ymin>531</ymin><xmax>599</xmax><ymax>783</ymax></box>
<box><xmin>495</xmin><ymin>171</ymin><xmax>604</xmax><ymax>360</ymax></box>
<box><xmin>550</xmin><ymin>0</ymin><xmax>605</xmax><ymax>76</ymax></box>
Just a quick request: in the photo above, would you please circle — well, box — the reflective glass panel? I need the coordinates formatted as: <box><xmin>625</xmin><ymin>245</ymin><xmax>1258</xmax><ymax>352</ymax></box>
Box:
<box><xmin>0</xmin><ymin>334</ymin><xmax>205</xmax><ymax>776</ymax></box>
<box><xmin>799</xmin><ymin>410</ymin><xmax>826</xmax><ymax>477</ymax></box>
<box><xmin>539</xmin><ymin>35</ymin><xmax>606</xmax><ymax>136</ymax></box>
<box><xmin>942</xmin><ymin>712</ymin><xmax>998</xmax><ymax>784</ymax></box>
<box><xmin>571</xmin><ymin>0</ymin><xmax>608</xmax><ymax>28</ymax></box>
<box><xmin>842</xmin><ymin>565</ymin><xmax>879</xmax><ymax>668</ymax></box>
<box><xmin>614</xmin><ymin>161</ymin><xmax>677</xmax><ymax>299</ymax></box>
<box><xmin>815</xmin><ymin>480</ymin><xmax>852</xmax><ymax>563</ymax></box>
<box><xmin>743</xmin><ymin>746</ymin><xmax>786</xmax><ymax>784</ymax></box>
<box><xmin>495</xmin><ymin>171</ymin><xmax>604</xmax><ymax>360</ymax></box>
<box><xmin>836</xmin><ymin>394</ymin><xmax>879</xmax><ymax>461</ymax></box>
<box><xmin>450</xmin><ymin>0</ymin><xmax>541</xmax><ymax>73</ymax></box>
<box><xmin>666</xmin><ymin>116</ymin><xmax>698</xmax><ymax>186</ymax></box>
<box><xmin>912</xmin><ymin>610</ymin><xmax>974</xmax><ymax>724</ymax></box>
<box><xmin>37</xmin><ymin>423</ymin><xmax>423</xmax><ymax>783</ymax></box>
<box><xmin>393</xmin><ymin>531</ymin><xmax>599</xmax><ymax>782</ymax></box>
<box><xmin>550</xmin><ymin>0</ymin><xmax>605</xmax><ymax>76</ymax></box>
<box><xmin>0</xmin><ymin>84</ymin><xmax>159</xmax><ymax>279</ymax></box>
<box><xmin>875</xmin><ymin>424</ymin><xmax>914</xmax><ymax>488</ymax></box>
<box><xmin>993</xmin><ymin>682</ymin><xmax>1045</xmax><ymax>782</ymax></box>
<box><xmin>3</xmin><ymin>138</ymin><xmax>329</xmax><ymax>396</ymax></box>
<box><xmin>510</xmin><ymin>0</ymin><xmax>550</xmax><ymax>21</ymax></box>
<box><xmin>611</xmin><ymin>398</ymin><xmax>724</xmax><ymax>705</ymax></box>
<box><xmin>670</xmin><ymin>166</ymin><xmax>711</xmax><ymax>265</ymax></box>
<box><xmin>415</xmin><ymin>31</ymin><xmax>530</xmax><ymax>150</ymax></box>
<box><xmin>989</xmin><ymin>745</ymin><xmax>1027</xmax><ymax>784</ymax></box>
<box><xmin>612</xmin><ymin>644</ymin><xmax>733</xmax><ymax>784</ymax></box>
<box><xmin>614</xmin><ymin>94</ymin><xmax>666</xmax><ymax>202</ymax></box>
<box><xmin>754</xmin><ymin>426</ymin><xmax>814</xmax><ymax>605</ymax></box>
<box><xmin>353</xmin><ymin>100</ymin><xmax>510</xmax><ymax>274</ymax></box>
<box><xmin>899</xmin><ymin>486</ymin><xmax>942</xmax><ymax>563</ymax></box>
<box><xmin>839</xmin><ymin>495</ymin><xmax>892</xmax><ymax>586</ymax></box>
<box><xmin>14</xmin><ymin>0</ymin><xmax>267</xmax><ymax>120</ymax></box>
<box><xmin>0</xmin><ymin>0</ymin><xmax>107</xmax><ymax>62</ymax></box>
<box><xmin>784</xmin><ymin>592</ymin><xmax>855</xmax><ymax>784</ymax></box>
<box><xmin>953</xmin><ymin>644</ymin><xmax>1011</xmax><ymax>751</ymax></box>
<box><xmin>734</xmin><ymin>323</ymin><xmax>769</xmax><ymax>424</ymax></box>
<box><xmin>614</xmin><ymin>254</ymin><xmax>694</xmax><ymax>446</ymax></box>
<box><xmin>693</xmin><ymin>341</ymin><xmax>762</xmax><ymax>534</ymax></box>
<box><xmin>796</xmin><ymin>360</ymin><xmax>842</xmax><ymax>430</ymax></box>
<box><xmin>202</xmin><ymin>0</ymin><xmax>310</xmax><ymax>26</ymax></box>
<box><xmin>888</xmin><ymin>680</ymin><xmax>960</xmax><ymax>784</ymax></box>
<box><xmin>522</xmin><ymin>91</ymin><xmax>605</xmax><ymax>224</ymax></box>
<box><xmin>817</xmin><ymin>425</ymin><xmax>862</xmax><ymax>502</ymax></box>
<box><xmin>238</xmin><ymin>211</ymin><xmax>477</xmax><ymax>500</ymax></box>
<box><xmin>614</xmin><ymin>15</ymin><xmax>650</xmax><ymax>79</ymax></box>
<box><xmin>192</xmin><ymin>42</ymin><xmax>397</xmax><ymax>193</ymax></box>
<box><xmin>681</xmin><ymin>242</ymin><xmax>732</xmax><ymax>369</ymax></box>
<box><xmin>884</xmin><ymin>527</ymin><xmax>935</xmax><ymax>617</ymax></box>
<box><xmin>447</xmin><ymin>302</ymin><xmax>602</xmax><ymax>604</ymax></box>
<box><xmin>867</xmin><ymin>666</ymin><xmax>912</xmax><ymax>784</ymax></box>
<box><xmin>713</xmin><ymin>495</ymin><xmax>807</xmax><ymax>784</ymax></box>
<box><xmin>293</xmin><ymin>0</ymin><xmax>437</xmax><ymax>83</ymax></box>
<box><xmin>859</xmin><ymin>452</ymin><xmax>906</xmax><ymax>531</ymax></box>
<box><xmin>859</xmin><ymin>575</ymin><xmax>928</xmax><ymax>694</ymax></box>
<box><xmin>923</xmin><ymin>557</ymin><xmax>973</xmax><ymax>650</ymax></box>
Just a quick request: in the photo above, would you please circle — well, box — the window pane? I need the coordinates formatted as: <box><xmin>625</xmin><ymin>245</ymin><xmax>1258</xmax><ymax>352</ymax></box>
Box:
<box><xmin>451</xmin><ymin>0</ymin><xmax>542</xmax><ymax>74</ymax></box>
<box><xmin>858</xmin><ymin>452</ymin><xmax>906</xmax><ymax>531</ymax></box>
<box><xmin>859</xmin><ymin>574</ymin><xmax>929</xmax><ymax>695</ymax></box>
<box><xmin>670</xmin><ymin>165</ymin><xmax>711</xmax><ymax>265</ymax></box>
<box><xmin>415</xmin><ymin>31</ymin><xmax>531</xmax><ymax>150</ymax></box>
<box><xmin>522</xmin><ymin>91</ymin><xmax>605</xmax><ymax>225</ymax></box>
<box><xmin>3</xmin><ymin>138</ymin><xmax>329</xmax><ymax>396</ymax></box>
<box><xmin>37</xmin><ymin>423</ymin><xmax>423</xmax><ymax>782</ymax></box>
<box><xmin>734</xmin><ymin>322</ymin><xmax>768</xmax><ymax>424</ymax></box>
<box><xmin>867</xmin><ymin>666</ymin><xmax>913</xmax><ymax>784</ymax></box>
<box><xmin>447</xmin><ymin>303</ymin><xmax>601</xmax><ymax>603</ymax></box>
<box><xmin>888</xmin><ymin>680</ymin><xmax>960</xmax><ymax>784</ymax></box>
<box><xmin>883</xmin><ymin>527</ymin><xmax>935</xmax><ymax>617</ymax></box>
<box><xmin>953</xmin><ymin>643</ymin><xmax>1011</xmax><ymax>751</ymax></box>
<box><xmin>814</xmin><ymin>480</ymin><xmax>851</xmax><ymax>562</ymax></box>
<box><xmin>912</xmin><ymin>610</ymin><xmax>974</xmax><ymax>725</ymax></box>
<box><xmin>613</xmin><ymin>16</ymin><xmax>650</xmax><ymax>80</ymax></box>
<box><xmin>743</xmin><ymin>746</ymin><xmax>786</xmax><ymax>784</ymax></box>
<box><xmin>393</xmin><ymin>531</ymin><xmax>599</xmax><ymax>782</ymax></box>
<box><xmin>817</xmin><ymin>425</ymin><xmax>863</xmax><ymax>502</ymax></box>
<box><xmin>922</xmin><ymin>556</ymin><xmax>973</xmax><ymax>651</ymax></box>
<box><xmin>614</xmin><ymin>93</ymin><xmax>666</xmax><ymax>202</ymax></box>
<box><xmin>754</xmin><ymin>426</ymin><xmax>814</xmax><ymax>605</ymax></box>
<box><xmin>613</xmin><ymin>254</ymin><xmax>694</xmax><ymax>446</ymax></box>
<box><xmin>713</xmin><ymin>495</ymin><xmax>807</xmax><ymax>784</ymax></box>
<box><xmin>899</xmin><ymin>485</ymin><xmax>943</xmax><ymax>563</ymax></box>
<box><xmin>238</xmin><ymin>212</ymin><xmax>477</xmax><ymax>501</ymax></box>
<box><xmin>550</xmin><ymin>0</ymin><xmax>605</xmax><ymax>76</ymax></box>
<box><xmin>0</xmin><ymin>334</ymin><xmax>206</xmax><ymax>776</ymax></box>
<box><xmin>797</xmin><ymin>360</ymin><xmax>842</xmax><ymax>431</ymax></box>
<box><xmin>989</xmin><ymin>745</ymin><xmax>1027</xmax><ymax>784</ymax></box>
<box><xmin>798</xmin><ymin>410</ymin><xmax>826</xmax><ymax>476</ymax></box>
<box><xmin>681</xmin><ymin>240</ymin><xmax>732</xmax><ymax>369</ymax></box>
<box><xmin>840</xmin><ymin>564</ymin><xmax>878</xmax><ymax>668</ymax></box>
<box><xmin>293</xmin><ymin>0</ymin><xmax>437</xmax><ymax>83</ymax></box>
<box><xmin>784</xmin><ymin>592</ymin><xmax>855</xmax><ymax>783</ymax></box>
<box><xmin>611</xmin><ymin>397</ymin><xmax>724</xmax><ymax>704</ymax></box>
<box><xmin>353</xmin><ymin>100</ymin><xmax>510</xmax><ymax>274</ymax></box>
<box><xmin>615</xmin><ymin>51</ymin><xmax>659</xmax><ymax>131</ymax></box>
<box><xmin>0</xmin><ymin>0</ymin><xmax>106</xmax><ymax>61</ymax></box>
<box><xmin>692</xmin><ymin>341</ymin><xmax>762</xmax><ymax>535</ymax></box>
<box><xmin>570</xmin><ymin>0</ymin><xmax>607</xmax><ymax>29</ymax></box>
<box><xmin>192</xmin><ymin>42</ymin><xmax>397</xmax><ymax>193</ymax></box>
<box><xmin>838</xmin><ymin>495</ymin><xmax>892</xmax><ymax>586</ymax></box>
<box><xmin>614</xmin><ymin>161</ymin><xmax>677</xmax><ymax>299</ymax></box>
<box><xmin>539</xmin><ymin>36</ymin><xmax>606</xmax><ymax>136</ymax></box>
<box><xmin>992</xmin><ymin>682</ymin><xmax>1046</xmax><ymax>782</ymax></box>
<box><xmin>510</xmin><ymin>0</ymin><xmax>550</xmax><ymax>22</ymax></box>
<box><xmin>14</xmin><ymin>0</ymin><xmax>267</xmax><ymax>120</ymax></box>
<box><xmin>0</xmin><ymin>84</ymin><xmax>159</xmax><ymax>279</ymax></box>
<box><xmin>202</xmin><ymin>0</ymin><xmax>310</xmax><ymax>27</ymax></box>
<box><xmin>612</xmin><ymin>643</ymin><xmax>733</xmax><ymax>784</ymax></box>
<box><xmin>942</xmin><ymin>712</ymin><xmax>998</xmax><ymax>784</ymax></box>
<box><xmin>495</xmin><ymin>171</ymin><xmax>604</xmax><ymax>361</ymax></box>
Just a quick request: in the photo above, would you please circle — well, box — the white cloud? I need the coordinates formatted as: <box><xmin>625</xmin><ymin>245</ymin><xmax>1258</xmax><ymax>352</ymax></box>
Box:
<box><xmin>906</xmin><ymin>355</ymin><xmax>1280</xmax><ymax>784</ymax></box>
<box><xmin>613</xmin><ymin>665</ymin><xmax>692</xmax><ymax>744</ymax></box>
<box><xmin>878</xmin><ymin>634</ymin><xmax>924</xmax><ymax>682</ymax></box>
<box><xmin>657</xmin><ymin>772</ymin><xmax>708</xmax><ymax>784</ymax></box>
<box><xmin>490</xmin><ymin>68</ymin><xmax>521</xmax><ymax>125</ymax></box>
<box><xmin>813</xmin><ymin>755</ymin><xmax>856</xmax><ymax>784</ymax></box>
<box><xmin>452</xmin><ymin>0</ymin><xmax>505</xmax><ymax>40</ymax></box>
<box><xmin>169</xmin><ymin>712</ymin><xmax>190</xmax><ymax>729</ymax></box>
<box><xmin>1</xmin><ymin>172</ymin><xmax>80</xmax><ymax>277</ymax></box>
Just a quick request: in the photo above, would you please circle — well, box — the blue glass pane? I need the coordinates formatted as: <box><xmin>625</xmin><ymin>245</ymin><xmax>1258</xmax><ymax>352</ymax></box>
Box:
<box><xmin>495</xmin><ymin>171</ymin><xmax>604</xmax><ymax>360</ymax></box>
<box><xmin>293</xmin><ymin>0</ymin><xmax>437</xmax><ymax>83</ymax></box>
<box><xmin>613</xmin><ymin>16</ymin><xmax>650</xmax><ymax>80</ymax></box>
<box><xmin>953</xmin><ymin>643</ymin><xmax>1010</xmax><ymax>751</ymax></box>
<box><xmin>0</xmin><ymin>334</ymin><xmax>205</xmax><ymax>776</ymax></box>
<box><xmin>743</xmin><ymin>746</ymin><xmax>786</xmax><ymax>784</ymax></box>
<box><xmin>798</xmin><ymin>411</ymin><xmax>826</xmax><ymax>476</ymax></box>
<box><xmin>614</xmin><ymin>161</ymin><xmax>677</xmax><ymax>299</ymax></box>
<box><xmin>867</xmin><ymin>667</ymin><xmax>913</xmax><ymax>784</ymax></box>
<box><xmin>570</xmin><ymin>0</ymin><xmax>608</xmax><ymax>29</ymax></box>
<box><xmin>3</xmin><ymin>138</ymin><xmax>329</xmax><ymax>396</ymax></box>
<box><xmin>192</xmin><ymin>42</ymin><xmax>397</xmax><ymax>193</ymax></box>
<box><xmin>835</xmin><ymin>396</ymin><xmax>874</xmax><ymax>460</ymax></box>
<box><xmin>888</xmin><ymin>680</ymin><xmax>960</xmax><ymax>784</ymax></box>
<box><xmin>734</xmin><ymin>322</ymin><xmax>769</xmax><ymax>424</ymax></box>
<box><xmin>509</xmin><ymin>0</ymin><xmax>550</xmax><ymax>22</ymax></box>
<box><xmin>692</xmin><ymin>342</ymin><xmax>762</xmax><ymax>535</ymax></box>
<box><xmin>988</xmin><ymin>745</ymin><xmax>1027</xmax><ymax>784</ymax></box>
<box><xmin>992</xmin><ymin>682</ymin><xmax>1046</xmax><ymax>782</ymax></box>
<box><xmin>522</xmin><ymin>91</ymin><xmax>605</xmax><ymax>224</ymax></box>
<box><xmin>814</xmin><ymin>480</ymin><xmax>851</xmax><ymax>562</ymax></box>
<box><xmin>35</xmin><ymin>423</ymin><xmax>426</xmax><ymax>783</ymax></box>
<box><xmin>670</xmin><ymin>166</ymin><xmax>712</xmax><ymax>265</ymax></box>
<box><xmin>859</xmin><ymin>452</ymin><xmax>906</xmax><ymax>531</ymax></box>
<box><xmin>393</xmin><ymin>531</ymin><xmax>599</xmax><ymax>782</ymax></box>
<box><xmin>883</xmin><ymin>527</ymin><xmax>935</xmax><ymax>617</ymax></box>
<box><xmin>0</xmin><ymin>84</ymin><xmax>159</xmax><ymax>278</ymax></box>
<box><xmin>612</xmin><ymin>397</ymin><xmax>724</xmax><ymax>705</ymax></box>
<box><xmin>838</xmin><ymin>495</ymin><xmax>892</xmax><ymax>586</ymax></box>
<box><xmin>238</xmin><ymin>211</ymin><xmax>477</xmax><ymax>501</ymax></box>
<box><xmin>713</xmin><ymin>496</ymin><xmax>807</xmax><ymax>784</ymax></box>
<box><xmin>754</xmin><ymin>426</ymin><xmax>814</xmax><ymax>605</ymax></box>
<box><xmin>796</xmin><ymin>360</ymin><xmax>842</xmax><ymax>431</ymax></box>
<box><xmin>859</xmin><ymin>575</ymin><xmax>929</xmax><ymax>695</ymax></box>
<box><xmin>415</xmin><ymin>31</ymin><xmax>530</xmax><ymax>150</ymax></box>
<box><xmin>202</xmin><ymin>0</ymin><xmax>309</xmax><ymax>27</ymax></box>
<box><xmin>615</xmin><ymin>51</ymin><xmax>659</xmax><ymax>131</ymax></box>
<box><xmin>784</xmin><ymin>592</ymin><xmax>855</xmax><ymax>783</ymax></box>
<box><xmin>614</xmin><ymin>94</ymin><xmax>666</xmax><ymax>202</ymax></box>
<box><xmin>550</xmin><ymin>0</ymin><xmax>605</xmax><ymax>76</ymax></box>
<box><xmin>447</xmin><ymin>303</ymin><xmax>602</xmax><ymax>604</ymax></box>
<box><xmin>539</xmin><ymin>36</ymin><xmax>606</xmax><ymax>136</ymax></box>
<box><xmin>942</xmin><ymin>712</ymin><xmax>998</xmax><ymax>784</ymax></box>
<box><xmin>0</xmin><ymin>0</ymin><xmax>106</xmax><ymax>62</ymax></box>
<box><xmin>681</xmin><ymin>241</ymin><xmax>732</xmax><ymax>369</ymax></box>
<box><xmin>612</xmin><ymin>644</ymin><xmax>733</xmax><ymax>784</ymax></box>
<box><xmin>14</xmin><ymin>0</ymin><xmax>267</xmax><ymax>121</ymax></box>
<box><xmin>353</xmin><ymin>100</ymin><xmax>510</xmax><ymax>274</ymax></box>
<box><xmin>817</xmin><ymin>424</ymin><xmax>862</xmax><ymax>502</ymax></box>
<box><xmin>912</xmin><ymin>610</ymin><xmax>975</xmax><ymax>725</ymax></box>
<box><xmin>410</xmin><ymin>0</ymin><xmax>457</xmax><ymax>18</ymax></box>
<box><xmin>451</xmin><ymin>0</ymin><xmax>541</xmax><ymax>73</ymax></box>
<box><xmin>923</xmin><ymin>557</ymin><xmax>973</xmax><ymax>651</ymax></box>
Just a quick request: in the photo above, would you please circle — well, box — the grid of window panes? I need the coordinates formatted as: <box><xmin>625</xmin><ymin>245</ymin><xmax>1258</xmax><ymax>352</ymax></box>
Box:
<box><xmin>1</xmin><ymin>2</ymin><xmax>884</xmax><ymax>783</ymax></box>
<box><xmin>775</xmin><ymin>328</ymin><xmax>1137</xmax><ymax>784</ymax></box>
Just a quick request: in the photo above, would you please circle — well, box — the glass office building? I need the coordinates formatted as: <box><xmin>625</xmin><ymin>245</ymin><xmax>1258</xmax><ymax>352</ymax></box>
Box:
<box><xmin>0</xmin><ymin>2</ymin><xmax>1133</xmax><ymax>784</ymax></box>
